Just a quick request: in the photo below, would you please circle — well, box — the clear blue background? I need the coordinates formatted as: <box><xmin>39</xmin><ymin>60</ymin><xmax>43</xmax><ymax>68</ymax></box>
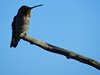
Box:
<box><xmin>0</xmin><ymin>0</ymin><xmax>100</xmax><ymax>75</ymax></box>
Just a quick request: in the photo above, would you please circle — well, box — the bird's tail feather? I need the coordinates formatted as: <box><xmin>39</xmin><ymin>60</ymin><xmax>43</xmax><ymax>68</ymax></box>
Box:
<box><xmin>10</xmin><ymin>37</ymin><xmax>20</xmax><ymax>48</ymax></box>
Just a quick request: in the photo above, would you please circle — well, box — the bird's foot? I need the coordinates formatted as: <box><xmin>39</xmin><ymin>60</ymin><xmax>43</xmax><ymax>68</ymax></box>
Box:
<box><xmin>20</xmin><ymin>33</ymin><xmax>27</xmax><ymax>38</ymax></box>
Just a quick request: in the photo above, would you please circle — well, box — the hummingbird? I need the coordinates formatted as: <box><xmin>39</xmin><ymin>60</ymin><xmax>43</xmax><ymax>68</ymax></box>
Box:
<box><xmin>10</xmin><ymin>4</ymin><xmax>43</xmax><ymax>48</ymax></box>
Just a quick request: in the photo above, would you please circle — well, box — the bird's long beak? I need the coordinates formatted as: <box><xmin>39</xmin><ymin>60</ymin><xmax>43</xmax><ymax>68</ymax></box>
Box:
<box><xmin>30</xmin><ymin>4</ymin><xmax>43</xmax><ymax>9</ymax></box>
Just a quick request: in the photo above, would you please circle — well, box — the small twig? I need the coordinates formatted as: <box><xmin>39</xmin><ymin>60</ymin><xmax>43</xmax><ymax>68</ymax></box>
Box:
<box><xmin>20</xmin><ymin>34</ymin><xmax>100</xmax><ymax>70</ymax></box>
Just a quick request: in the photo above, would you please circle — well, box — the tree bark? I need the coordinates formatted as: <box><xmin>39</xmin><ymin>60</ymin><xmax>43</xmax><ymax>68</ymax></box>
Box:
<box><xmin>20</xmin><ymin>34</ymin><xmax>100</xmax><ymax>70</ymax></box>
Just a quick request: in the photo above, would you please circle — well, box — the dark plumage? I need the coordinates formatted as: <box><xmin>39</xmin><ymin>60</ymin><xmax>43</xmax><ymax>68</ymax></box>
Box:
<box><xmin>10</xmin><ymin>4</ymin><xmax>43</xmax><ymax>48</ymax></box>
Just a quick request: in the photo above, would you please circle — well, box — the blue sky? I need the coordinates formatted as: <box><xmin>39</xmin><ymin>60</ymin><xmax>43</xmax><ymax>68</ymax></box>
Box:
<box><xmin>0</xmin><ymin>0</ymin><xmax>100</xmax><ymax>75</ymax></box>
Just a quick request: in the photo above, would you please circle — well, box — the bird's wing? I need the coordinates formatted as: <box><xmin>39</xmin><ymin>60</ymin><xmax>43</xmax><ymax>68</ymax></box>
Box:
<box><xmin>10</xmin><ymin>16</ymin><xmax>20</xmax><ymax>48</ymax></box>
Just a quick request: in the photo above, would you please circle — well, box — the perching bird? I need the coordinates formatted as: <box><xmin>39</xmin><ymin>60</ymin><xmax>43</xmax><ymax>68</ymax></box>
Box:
<box><xmin>10</xmin><ymin>4</ymin><xmax>43</xmax><ymax>48</ymax></box>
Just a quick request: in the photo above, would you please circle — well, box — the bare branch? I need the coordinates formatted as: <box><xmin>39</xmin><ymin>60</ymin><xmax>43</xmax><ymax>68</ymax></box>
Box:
<box><xmin>20</xmin><ymin>34</ymin><xmax>100</xmax><ymax>70</ymax></box>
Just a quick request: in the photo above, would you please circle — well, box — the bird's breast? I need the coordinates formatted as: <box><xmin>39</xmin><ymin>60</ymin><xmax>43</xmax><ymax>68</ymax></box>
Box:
<box><xmin>16</xmin><ymin>15</ymin><xmax>30</xmax><ymax>33</ymax></box>
<box><xmin>23</xmin><ymin>16</ymin><xmax>30</xmax><ymax>25</ymax></box>
<box><xmin>21</xmin><ymin>16</ymin><xmax>30</xmax><ymax>33</ymax></box>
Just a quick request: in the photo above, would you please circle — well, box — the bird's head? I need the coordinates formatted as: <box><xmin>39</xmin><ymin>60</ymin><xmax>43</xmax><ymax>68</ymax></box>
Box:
<box><xmin>17</xmin><ymin>4</ymin><xmax>43</xmax><ymax>16</ymax></box>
